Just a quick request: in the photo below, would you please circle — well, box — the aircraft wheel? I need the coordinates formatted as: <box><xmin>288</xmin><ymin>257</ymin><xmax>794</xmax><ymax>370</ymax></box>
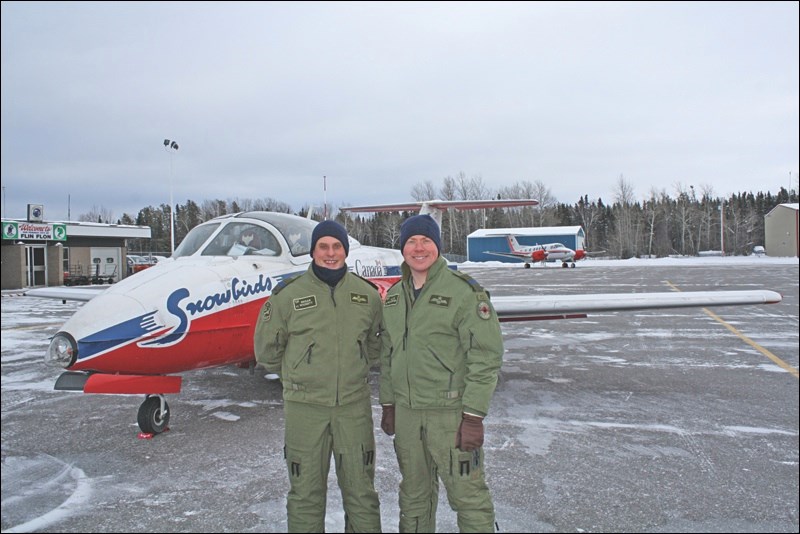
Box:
<box><xmin>570</xmin><ymin>262</ymin><xmax>576</xmax><ymax>268</ymax></box>
<box><xmin>524</xmin><ymin>263</ymin><xmax>531</xmax><ymax>269</ymax></box>
<box><xmin>137</xmin><ymin>396</ymin><xmax>170</xmax><ymax>434</ymax></box>
<box><xmin>561</xmin><ymin>262</ymin><xmax>569</xmax><ymax>268</ymax></box>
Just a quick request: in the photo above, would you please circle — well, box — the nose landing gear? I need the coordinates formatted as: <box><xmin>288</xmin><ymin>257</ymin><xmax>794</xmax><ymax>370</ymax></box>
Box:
<box><xmin>137</xmin><ymin>394</ymin><xmax>170</xmax><ymax>435</ymax></box>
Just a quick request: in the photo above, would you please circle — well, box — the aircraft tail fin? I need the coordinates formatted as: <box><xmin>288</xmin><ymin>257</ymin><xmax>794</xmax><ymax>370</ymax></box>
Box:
<box><xmin>507</xmin><ymin>235</ymin><xmax>524</xmax><ymax>252</ymax></box>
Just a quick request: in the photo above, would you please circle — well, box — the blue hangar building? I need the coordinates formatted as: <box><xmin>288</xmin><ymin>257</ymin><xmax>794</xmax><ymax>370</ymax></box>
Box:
<box><xmin>467</xmin><ymin>226</ymin><xmax>585</xmax><ymax>263</ymax></box>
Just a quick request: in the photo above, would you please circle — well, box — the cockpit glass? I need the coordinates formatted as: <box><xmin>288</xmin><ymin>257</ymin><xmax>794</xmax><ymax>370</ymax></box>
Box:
<box><xmin>171</xmin><ymin>213</ymin><xmax>318</xmax><ymax>258</ymax></box>
<box><xmin>269</xmin><ymin>219</ymin><xmax>314</xmax><ymax>257</ymax></box>
<box><xmin>173</xmin><ymin>223</ymin><xmax>220</xmax><ymax>257</ymax></box>
<box><xmin>201</xmin><ymin>223</ymin><xmax>282</xmax><ymax>257</ymax></box>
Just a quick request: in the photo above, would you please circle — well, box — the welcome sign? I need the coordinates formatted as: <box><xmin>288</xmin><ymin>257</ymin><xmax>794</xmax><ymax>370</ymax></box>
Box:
<box><xmin>2</xmin><ymin>222</ymin><xmax>67</xmax><ymax>241</ymax></box>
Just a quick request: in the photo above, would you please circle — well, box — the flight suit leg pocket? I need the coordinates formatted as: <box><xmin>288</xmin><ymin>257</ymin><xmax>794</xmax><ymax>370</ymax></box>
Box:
<box><xmin>336</xmin><ymin>444</ymin><xmax>376</xmax><ymax>489</ymax></box>
<box><xmin>452</xmin><ymin>447</ymin><xmax>484</xmax><ymax>482</ymax></box>
<box><xmin>284</xmin><ymin>444</ymin><xmax>331</xmax><ymax>533</ymax></box>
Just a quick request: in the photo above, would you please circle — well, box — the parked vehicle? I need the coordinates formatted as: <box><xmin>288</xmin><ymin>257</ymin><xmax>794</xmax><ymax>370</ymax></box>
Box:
<box><xmin>126</xmin><ymin>254</ymin><xmax>153</xmax><ymax>275</ymax></box>
<box><xmin>64</xmin><ymin>263</ymin><xmax>116</xmax><ymax>285</ymax></box>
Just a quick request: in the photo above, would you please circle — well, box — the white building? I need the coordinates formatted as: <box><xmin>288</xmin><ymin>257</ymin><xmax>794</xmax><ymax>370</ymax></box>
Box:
<box><xmin>764</xmin><ymin>203</ymin><xmax>799</xmax><ymax>257</ymax></box>
<box><xmin>2</xmin><ymin>210</ymin><xmax>151</xmax><ymax>289</ymax></box>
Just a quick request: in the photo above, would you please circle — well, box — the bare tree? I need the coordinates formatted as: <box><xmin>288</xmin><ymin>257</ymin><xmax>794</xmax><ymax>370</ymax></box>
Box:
<box><xmin>199</xmin><ymin>199</ymin><xmax>227</xmax><ymax>220</ymax></box>
<box><xmin>531</xmin><ymin>180</ymin><xmax>556</xmax><ymax>226</ymax></box>
<box><xmin>440</xmin><ymin>176</ymin><xmax>458</xmax><ymax>252</ymax></box>
<box><xmin>380</xmin><ymin>213</ymin><xmax>403</xmax><ymax>249</ymax></box>
<box><xmin>258</xmin><ymin>197</ymin><xmax>292</xmax><ymax>213</ymax></box>
<box><xmin>672</xmin><ymin>183</ymin><xmax>699</xmax><ymax>255</ymax></box>
<box><xmin>643</xmin><ymin>188</ymin><xmax>666</xmax><ymax>257</ymax></box>
<box><xmin>611</xmin><ymin>174</ymin><xmax>636</xmax><ymax>257</ymax></box>
<box><xmin>410</xmin><ymin>180</ymin><xmax>438</xmax><ymax>201</ymax></box>
<box><xmin>79</xmin><ymin>205</ymin><xmax>115</xmax><ymax>224</ymax></box>
<box><xmin>449</xmin><ymin>172</ymin><xmax>472</xmax><ymax>253</ymax></box>
<box><xmin>498</xmin><ymin>181</ymin><xmax>538</xmax><ymax>227</ymax></box>
<box><xmin>573</xmin><ymin>195</ymin><xmax>601</xmax><ymax>251</ymax></box>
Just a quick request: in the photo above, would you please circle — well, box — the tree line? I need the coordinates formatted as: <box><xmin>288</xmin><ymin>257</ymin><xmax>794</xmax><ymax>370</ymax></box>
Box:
<box><xmin>81</xmin><ymin>173</ymin><xmax>798</xmax><ymax>259</ymax></box>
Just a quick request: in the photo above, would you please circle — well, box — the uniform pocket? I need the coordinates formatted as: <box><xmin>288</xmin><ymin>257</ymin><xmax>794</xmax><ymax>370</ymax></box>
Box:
<box><xmin>290</xmin><ymin>341</ymin><xmax>316</xmax><ymax>369</ymax></box>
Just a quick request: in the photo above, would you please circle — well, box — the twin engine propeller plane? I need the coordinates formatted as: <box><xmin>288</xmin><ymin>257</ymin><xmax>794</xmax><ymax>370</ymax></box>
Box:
<box><xmin>484</xmin><ymin>235</ymin><xmax>591</xmax><ymax>268</ymax></box>
<box><xmin>25</xmin><ymin>200</ymin><xmax>782</xmax><ymax>436</ymax></box>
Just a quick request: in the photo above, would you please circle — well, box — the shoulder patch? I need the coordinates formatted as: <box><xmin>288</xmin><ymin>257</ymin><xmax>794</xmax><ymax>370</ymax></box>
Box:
<box><xmin>272</xmin><ymin>272</ymin><xmax>302</xmax><ymax>296</ymax></box>
<box><xmin>261</xmin><ymin>301</ymin><xmax>273</xmax><ymax>322</ymax></box>
<box><xmin>476</xmin><ymin>300</ymin><xmax>492</xmax><ymax>320</ymax></box>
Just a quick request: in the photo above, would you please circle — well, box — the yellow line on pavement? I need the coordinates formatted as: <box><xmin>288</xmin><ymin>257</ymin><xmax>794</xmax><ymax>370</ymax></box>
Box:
<box><xmin>665</xmin><ymin>281</ymin><xmax>799</xmax><ymax>379</ymax></box>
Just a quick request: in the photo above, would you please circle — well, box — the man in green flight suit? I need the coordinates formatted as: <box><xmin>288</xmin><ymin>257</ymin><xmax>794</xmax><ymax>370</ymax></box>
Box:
<box><xmin>379</xmin><ymin>214</ymin><xmax>504</xmax><ymax>533</ymax></box>
<box><xmin>255</xmin><ymin>220</ymin><xmax>383</xmax><ymax>533</ymax></box>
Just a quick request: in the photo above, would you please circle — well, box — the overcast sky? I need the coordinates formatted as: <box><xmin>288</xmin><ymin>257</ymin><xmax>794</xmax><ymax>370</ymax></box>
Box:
<box><xmin>2</xmin><ymin>1</ymin><xmax>798</xmax><ymax>222</ymax></box>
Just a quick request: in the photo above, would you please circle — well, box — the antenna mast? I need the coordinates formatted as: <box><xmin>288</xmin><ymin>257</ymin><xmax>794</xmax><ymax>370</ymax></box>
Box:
<box><xmin>323</xmin><ymin>175</ymin><xmax>328</xmax><ymax>220</ymax></box>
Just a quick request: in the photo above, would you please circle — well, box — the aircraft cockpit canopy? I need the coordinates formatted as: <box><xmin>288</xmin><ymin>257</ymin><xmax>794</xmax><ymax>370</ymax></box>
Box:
<box><xmin>172</xmin><ymin>211</ymin><xmax>317</xmax><ymax>259</ymax></box>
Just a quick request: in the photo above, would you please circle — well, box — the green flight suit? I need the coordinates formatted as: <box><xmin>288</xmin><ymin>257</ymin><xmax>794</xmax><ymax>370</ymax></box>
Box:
<box><xmin>380</xmin><ymin>257</ymin><xmax>504</xmax><ymax>533</ymax></box>
<box><xmin>254</xmin><ymin>265</ymin><xmax>383</xmax><ymax>533</ymax></box>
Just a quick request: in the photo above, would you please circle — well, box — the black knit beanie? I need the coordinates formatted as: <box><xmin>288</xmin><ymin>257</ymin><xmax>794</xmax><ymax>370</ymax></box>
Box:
<box><xmin>399</xmin><ymin>214</ymin><xmax>441</xmax><ymax>255</ymax></box>
<box><xmin>310</xmin><ymin>220</ymin><xmax>350</xmax><ymax>257</ymax></box>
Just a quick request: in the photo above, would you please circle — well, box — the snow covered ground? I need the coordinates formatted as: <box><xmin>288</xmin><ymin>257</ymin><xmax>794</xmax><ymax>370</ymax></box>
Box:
<box><xmin>2</xmin><ymin>257</ymin><xmax>797</xmax><ymax>532</ymax></box>
<box><xmin>460</xmin><ymin>254</ymin><xmax>799</xmax><ymax>269</ymax></box>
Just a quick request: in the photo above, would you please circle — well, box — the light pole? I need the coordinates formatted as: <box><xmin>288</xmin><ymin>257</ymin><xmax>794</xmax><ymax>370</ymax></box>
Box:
<box><xmin>163</xmin><ymin>139</ymin><xmax>179</xmax><ymax>254</ymax></box>
<box><xmin>719</xmin><ymin>201</ymin><xmax>724</xmax><ymax>256</ymax></box>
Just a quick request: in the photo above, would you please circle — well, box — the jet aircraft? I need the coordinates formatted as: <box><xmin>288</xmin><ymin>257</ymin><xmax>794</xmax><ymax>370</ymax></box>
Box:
<box><xmin>25</xmin><ymin>200</ymin><xmax>781</xmax><ymax>436</ymax></box>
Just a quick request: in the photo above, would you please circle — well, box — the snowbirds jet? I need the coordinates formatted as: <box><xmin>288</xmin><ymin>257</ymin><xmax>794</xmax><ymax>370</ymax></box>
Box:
<box><xmin>484</xmin><ymin>235</ymin><xmax>589</xmax><ymax>268</ymax></box>
<box><xmin>26</xmin><ymin>200</ymin><xmax>781</xmax><ymax>435</ymax></box>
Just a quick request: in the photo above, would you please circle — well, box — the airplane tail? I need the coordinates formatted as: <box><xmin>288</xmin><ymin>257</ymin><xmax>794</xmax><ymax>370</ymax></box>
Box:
<box><xmin>507</xmin><ymin>235</ymin><xmax>524</xmax><ymax>252</ymax></box>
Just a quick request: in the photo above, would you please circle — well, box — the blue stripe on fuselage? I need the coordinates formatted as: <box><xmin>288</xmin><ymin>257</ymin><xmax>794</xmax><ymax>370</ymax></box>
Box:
<box><xmin>77</xmin><ymin>311</ymin><xmax>160</xmax><ymax>360</ymax></box>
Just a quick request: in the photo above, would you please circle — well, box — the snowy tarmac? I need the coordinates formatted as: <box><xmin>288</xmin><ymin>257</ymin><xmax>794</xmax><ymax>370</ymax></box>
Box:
<box><xmin>2</xmin><ymin>257</ymin><xmax>798</xmax><ymax>533</ymax></box>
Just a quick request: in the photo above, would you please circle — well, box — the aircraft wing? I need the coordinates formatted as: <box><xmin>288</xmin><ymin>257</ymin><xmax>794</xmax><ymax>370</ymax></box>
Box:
<box><xmin>24</xmin><ymin>286</ymin><xmax>107</xmax><ymax>302</ymax></box>
<box><xmin>583</xmin><ymin>249</ymin><xmax>606</xmax><ymax>257</ymax></box>
<box><xmin>341</xmin><ymin>199</ymin><xmax>539</xmax><ymax>212</ymax></box>
<box><xmin>491</xmin><ymin>290</ymin><xmax>782</xmax><ymax>322</ymax></box>
<box><xmin>482</xmin><ymin>251</ymin><xmax>531</xmax><ymax>262</ymax></box>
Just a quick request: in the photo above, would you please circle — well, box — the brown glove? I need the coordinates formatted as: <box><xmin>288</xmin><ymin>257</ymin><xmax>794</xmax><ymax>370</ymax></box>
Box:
<box><xmin>381</xmin><ymin>404</ymin><xmax>395</xmax><ymax>436</ymax></box>
<box><xmin>456</xmin><ymin>413</ymin><xmax>484</xmax><ymax>451</ymax></box>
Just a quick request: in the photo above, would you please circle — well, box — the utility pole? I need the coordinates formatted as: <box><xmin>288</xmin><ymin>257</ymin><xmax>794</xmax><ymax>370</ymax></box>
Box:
<box><xmin>719</xmin><ymin>202</ymin><xmax>724</xmax><ymax>255</ymax></box>
<box><xmin>163</xmin><ymin>139</ymin><xmax>179</xmax><ymax>254</ymax></box>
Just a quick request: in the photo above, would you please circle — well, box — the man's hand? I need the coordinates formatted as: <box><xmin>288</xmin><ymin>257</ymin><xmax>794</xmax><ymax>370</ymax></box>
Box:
<box><xmin>381</xmin><ymin>404</ymin><xmax>395</xmax><ymax>436</ymax></box>
<box><xmin>456</xmin><ymin>413</ymin><xmax>484</xmax><ymax>451</ymax></box>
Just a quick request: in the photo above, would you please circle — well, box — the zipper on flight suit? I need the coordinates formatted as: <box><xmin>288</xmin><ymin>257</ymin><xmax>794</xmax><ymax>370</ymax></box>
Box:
<box><xmin>402</xmin><ymin>282</ymin><xmax>416</xmax><ymax>351</ymax></box>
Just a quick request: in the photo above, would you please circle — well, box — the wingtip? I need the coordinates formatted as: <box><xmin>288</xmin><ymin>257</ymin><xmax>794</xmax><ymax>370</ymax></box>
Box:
<box><xmin>764</xmin><ymin>290</ymin><xmax>783</xmax><ymax>304</ymax></box>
